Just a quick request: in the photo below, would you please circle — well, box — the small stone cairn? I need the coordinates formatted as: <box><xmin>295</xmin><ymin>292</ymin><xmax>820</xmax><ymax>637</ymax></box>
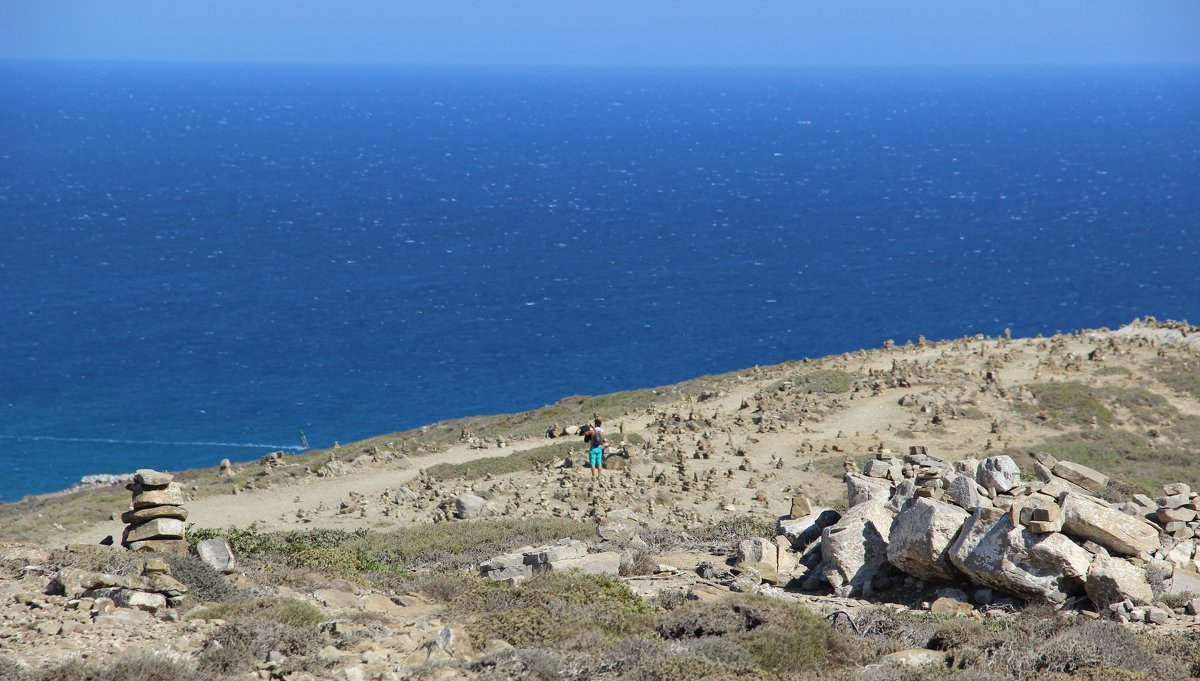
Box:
<box><xmin>120</xmin><ymin>469</ymin><xmax>188</xmax><ymax>553</ymax></box>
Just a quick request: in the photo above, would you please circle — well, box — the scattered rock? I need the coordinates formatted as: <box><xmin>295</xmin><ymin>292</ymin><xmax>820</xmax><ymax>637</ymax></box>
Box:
<box><xmin>454</xmin><ymin>493</ymin><xmax>495</xmax><ymax>520</ymax></box>
<box><xmin>196</xmin><ymin>538</ymin><xmax>237</xmax><ymax>573</ymax></box>
<box><xmin>976</xmin><ymin>456</ymin><xmax>1021</xmax><ymax>493</ymax></box>
<box><xmin>880</xmin><ymin>649</ymin><xmax>948</xmax><ymax>668</ymax></box>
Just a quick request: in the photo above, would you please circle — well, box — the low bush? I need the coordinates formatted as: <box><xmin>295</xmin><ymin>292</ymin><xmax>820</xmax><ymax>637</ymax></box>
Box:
<box><xmin>1097</xmin><ymin>386</ymin><xmax>1176</xmax><ymax>425</ymax></box>
<box><xmin>190</xmin><ymin>517</ymin><xmax>593</xmax><ymax>576</ymax></box>
<box><xmin>425</xmin><ymin>442</ymin><xmax>573</xmax><ymax>481</ymax></box>
<box><xmin>400</xmin><ymin>572</ymin><xmax>473</xmax><ymax>602</ymax></box>
<box><xmin>1157</xmin><ymin>357</ymin><xmax>1200</xmax><ymax>400</ymax></box>
<box><xmin>956</xmin><ymin>406</ymin><xmax>987</xmax><ymax>420</ymax></box>
<box><xmin>197</xmin><ymin>614</ymin><xmax>326</xmax><ymax>678</ymax></box>
<box><xmin>458</xmin><ymin>572</ymin><xmax>656</xmax><ymax>649</ymax></box>
<box><xmin>688</xmin><ymin>516</ymin><xmax>776</xmax><ymax>552</ymax></box>
<box><xmin>620</xmin><ymin>548</ymin><xmax>660</xmax><ymax>576</ymax></box>
<box><xmin>645</xmin><ymin>655</ymin><xmax>738</xmax><ymax>681</ymax></box>
<box><xmin>161</xmin><ymin>552</ymin><xmax>240</xmax><ymax>603</ymax></box>
<box><xmin>794</xmin><ymin>369</ymin><xmax>855</xmax><ymax>394</ymax></box>
<box><xmin>471</xmin><ymin>648</ymin><xmax>567</xmax><ymax>681</ymax></box>
<box><xmin>45</xmin><ymin>546</ymin><xmax>143</xmax><ymax>576</ymax></box>
<box><xmin>188</xmin><ymin>596</ymin><xmax>325</xmax><ymax>628</ymax></box>
<box><xmin>657</xmin><ymin>595</ymin><xmax>856</xmax><ymax>677</ymax></box>
<box><xmin>1017</xmin><ymin>620</ymin><xmax>1181</xmax><ymax>678</ymax></box>
<box><xmin>24</xmin><ymin>652</ymin><xmax>216</xmax><ymax>681</ymax></box>
<box><xmin>1004</xmin><ymin>427</ymin><xmax>1200</xmax><ymax>492</ymax></box>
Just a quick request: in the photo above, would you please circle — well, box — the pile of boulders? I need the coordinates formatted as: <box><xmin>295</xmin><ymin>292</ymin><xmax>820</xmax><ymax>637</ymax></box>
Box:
<box><xmin>770</xmin><ymin>448</ymin><xmax>1200</xmax><ymax>623</ymax></box>
<box><xmin>479</xmin><ymin>539</ymin><xmax>620</xmax><ymax>582</ymax></box>
<box><xmin>120</xmin><ymin>469</ymin><xmax>187</xmax><ymax>553</ymax></box>
<box><xmin>52</xmin><ymin>556</ymin><xmax>188</xmax><ymax>614</ymax></box>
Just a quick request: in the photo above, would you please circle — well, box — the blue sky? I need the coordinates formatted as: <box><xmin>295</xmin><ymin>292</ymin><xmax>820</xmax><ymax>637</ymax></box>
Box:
<box><xmin>2</xmin><ymin>1</ymin><xmax>1198</xmax><ymax>67</ymax></box>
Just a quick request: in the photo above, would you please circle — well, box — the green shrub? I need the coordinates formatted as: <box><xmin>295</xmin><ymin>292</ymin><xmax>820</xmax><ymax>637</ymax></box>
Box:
<box><xmin>1028</xmin><ymin>383</ymin><xmax>1112</xmax><ymax>425</ymax></box>
<box><xmin>1097</xmin><ymin>386</ymin><xmax>1176</xmax><ymax>424</ymax></box>
<box><xmin>1157</xmin><ymin>358</ymin><xmax>1200</xmax><ymax>400</ymax></box>
<box><xmin>425</xmin><ymin>442</ymin><xmax>572</xmax><ymax>481</ymax></box>
<box><xmin>1004</xmin><ymin>428</ymin><xmax>1200</xmax><ymax>493</ymax></box>
<box><xmin>795</xmin><ymin>369</ymin><xmax>854</xmax><ymax>394</ymax></box>
<box><xmin>656</xmin><ymin>595</ymin><xmax>849</xmax><ymax>677</ymax></box>
<box><xmin>647</xmin><ymin>655</ymin><xmax>738</xmax><ymax>681</ymax></box>
<box><xmin>190</xmin><ymin>517</ymin><xmax>593</xmax><ymax>575</ymax></box>
<box><xmin>161</xmin><ymin>552</ymin><xmax>240</xmax><ymax>603</ymax></box>
<box><xmin>460</xmin><ymin>572</ymin><xmax>655</xmax><ymax>649</ymax></box>
<box><xmin>284</xmin><ymin>547</ymin><xmax>388</xmax><ymax>578</ymax></box>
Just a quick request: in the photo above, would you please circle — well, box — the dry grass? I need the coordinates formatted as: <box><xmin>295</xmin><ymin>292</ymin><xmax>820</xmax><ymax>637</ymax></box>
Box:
<box><xmin>15</xmin><ymin>653</ymin><xmax>218</xmax><ymax>681</ymax></box>
<box><xmin>191</xmin><ymin>516</ymin><xmax>595</xmax><ymax>578</ymax></box>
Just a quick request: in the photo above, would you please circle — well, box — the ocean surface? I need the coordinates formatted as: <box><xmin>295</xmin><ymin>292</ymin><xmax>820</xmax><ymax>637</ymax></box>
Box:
<box><xmin>1</xmin><ymin>62</ymin><xmax>1197</xmax><ymax>501</ymax></box>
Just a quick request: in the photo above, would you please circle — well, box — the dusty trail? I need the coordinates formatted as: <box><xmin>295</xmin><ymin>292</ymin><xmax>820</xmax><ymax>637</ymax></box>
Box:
<box><xmin>59</xmin><ymin>438</ymin><xmax>553</xmax><ymax>545</ymax></box>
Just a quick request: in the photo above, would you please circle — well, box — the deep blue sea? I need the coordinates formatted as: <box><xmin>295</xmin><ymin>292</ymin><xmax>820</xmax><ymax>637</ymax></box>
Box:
<box><xmin>1</xmin><ymin>62</ymin><xmax>1197</xmax><ymax>501</ymax></box>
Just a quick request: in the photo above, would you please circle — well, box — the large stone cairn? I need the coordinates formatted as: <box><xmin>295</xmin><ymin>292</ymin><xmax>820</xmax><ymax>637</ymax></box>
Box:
<box><xmin>120</xmin><ymin>469</ymin><xmax>188</xmax><ymax>553</ymax></box>
<box><xmin>773</xmin><ymin>447</ymin><xmax>1200</xmax><ymax>625</ymax></box>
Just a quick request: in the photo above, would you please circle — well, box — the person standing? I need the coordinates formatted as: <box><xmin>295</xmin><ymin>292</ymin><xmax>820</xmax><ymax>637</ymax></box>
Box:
<box><xmin>586</xmin><ymin>418</ymin><xmax>605</xmax><ymax>479</ymax></box>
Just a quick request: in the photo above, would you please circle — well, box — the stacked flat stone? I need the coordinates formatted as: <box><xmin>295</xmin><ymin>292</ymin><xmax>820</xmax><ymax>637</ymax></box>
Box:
<box><xmin>120</xmin><ymin>469</ymin><xmax>188</xmax><ymax>553</ymax></box>
<box><xmin>479</xmin><ymin>539</ymin><xmax>620</xmax><ymax>582</ymax></box>
<box><xmin>1152</xmin><ymin>483</ymin><xmax>1200</xmax><ymax>540</ymax></box>
<box><xmin>53</xmin><ymin>557</ymin><xmax>188</xmax><ymax>612</ymax></box>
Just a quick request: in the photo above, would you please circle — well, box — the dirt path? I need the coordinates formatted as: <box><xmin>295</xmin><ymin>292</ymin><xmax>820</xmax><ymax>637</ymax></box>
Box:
<box><xmin>58</xmin><ymin>438</ymin><xmax>557</xmax><ymax>545</ymax></box>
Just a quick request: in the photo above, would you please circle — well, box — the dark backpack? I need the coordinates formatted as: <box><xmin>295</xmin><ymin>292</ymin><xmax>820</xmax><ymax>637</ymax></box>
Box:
<box><xmin>591</xmin><ymin>427</ymin><xmax>605</xmax><ymax>447</ymax></box>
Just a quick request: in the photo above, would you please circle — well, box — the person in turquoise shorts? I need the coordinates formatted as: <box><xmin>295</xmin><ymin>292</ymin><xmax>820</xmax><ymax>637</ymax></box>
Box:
<box><xmin>585</xmin><ymin>418</ymin><xmax>605</xmax><ymax>479</ymax></box>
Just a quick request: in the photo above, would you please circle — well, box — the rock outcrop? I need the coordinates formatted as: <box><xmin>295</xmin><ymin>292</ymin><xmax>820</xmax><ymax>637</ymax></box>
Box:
<box><xmin>479</xmin><ymin>540</ymin><xmax>620</xmax><ymax>581</ymax></box>
<box><xmin>781</xmin><ymin>446</ymin><xmax>1199</xmax><ymax>619</ymax></box>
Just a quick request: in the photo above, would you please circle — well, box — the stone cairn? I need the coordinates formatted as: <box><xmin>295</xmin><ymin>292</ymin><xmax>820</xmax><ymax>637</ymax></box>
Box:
<box><xmin>120</xmin><ymin>469</ymin><xmax>188</xmax><ymax>553</ymax></box>
<box><xmin>757</xmin><ymin>447</ymin><xmax>1200</xmax><ymax>625</ymax></box>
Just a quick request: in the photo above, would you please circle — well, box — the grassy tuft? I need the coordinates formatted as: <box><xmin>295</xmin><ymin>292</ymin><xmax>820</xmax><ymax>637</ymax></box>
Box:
<box><xmin>1028</xmin><ymin>382</ymin><xmax>1113</xmax><ymax>426</ymax></box>
<box><xmin>459</xmin><ymin>572</ymin><xmax>656</xmax><ymax>649</ymax></box>
<box><xmin>191</xmin><ymin>517</ymin><xmax>593</xmax><ymax>575</ymax></box>
<box><xmin>1004</xmin><ymin>428</ymin><xmax>1200</xmax><ymax>493</ymax></box>
<box><xmin>188</xmin><ymin>596</ymin><xmax>326</xmax><ymax>627</ymax></box>
<box><xmin>1156</xmin><ymin>357</ymin><xmax>1200</xmax><ymax>400</ymax></box>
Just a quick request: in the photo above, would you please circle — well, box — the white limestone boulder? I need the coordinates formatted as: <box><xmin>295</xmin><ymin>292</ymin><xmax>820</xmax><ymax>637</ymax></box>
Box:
<box><xmin>887</xmin><ymin>497</ymin><xmax>969</xmax><ymax>583</ymax></box>
<box><xmin>819</xmin><ymin>499</ymin><xmax>895</xmax><ymax>597</ymax></box>
<box><xmin>1060</xmin><ymin>493</ymin><xmax>1160</xmax><ymax>556</ymax></box>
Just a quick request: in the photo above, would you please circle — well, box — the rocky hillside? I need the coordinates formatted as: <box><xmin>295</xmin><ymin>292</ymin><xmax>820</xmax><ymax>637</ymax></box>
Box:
<box><xmin>1</xmin><ymin>319</ymin><xmax>1199</xmax><ymax>680</ymax></box>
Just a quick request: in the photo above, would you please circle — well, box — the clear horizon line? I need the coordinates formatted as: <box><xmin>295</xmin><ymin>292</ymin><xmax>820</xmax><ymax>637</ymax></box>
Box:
<box><xmin>2</xmin><ymin>56</ymin><xmax>1198</xmax><ymax>71</ymax></box>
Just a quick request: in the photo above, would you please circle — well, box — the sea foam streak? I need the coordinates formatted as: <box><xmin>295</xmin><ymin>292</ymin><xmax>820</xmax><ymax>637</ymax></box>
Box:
<box><xmin>0</xmin><ymin>434</ymin><xmax>302</xmax><ymax>450</ymax></box>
